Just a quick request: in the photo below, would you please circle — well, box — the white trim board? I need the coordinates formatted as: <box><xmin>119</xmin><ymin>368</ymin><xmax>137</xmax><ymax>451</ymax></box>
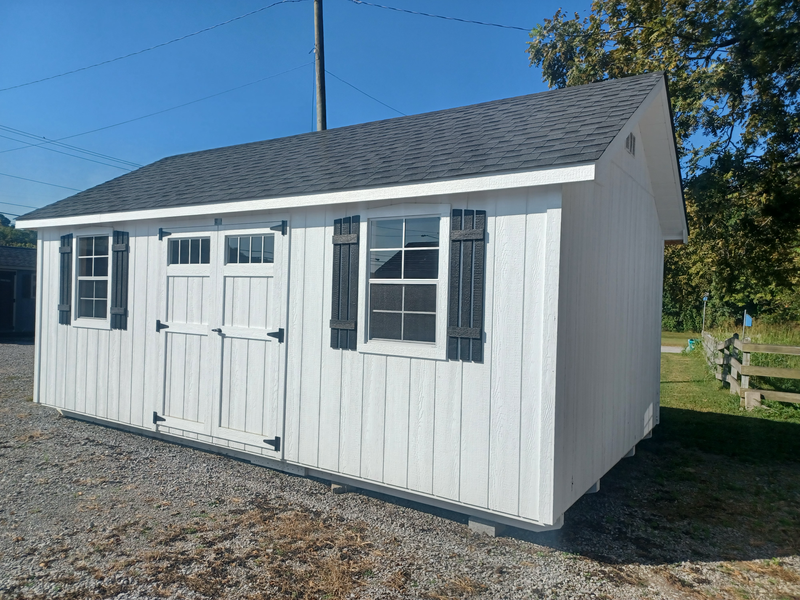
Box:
<box><xmin>18</xmin><ymin>164</ymin><xmax>596</xmax><ymax>229</ymax></box>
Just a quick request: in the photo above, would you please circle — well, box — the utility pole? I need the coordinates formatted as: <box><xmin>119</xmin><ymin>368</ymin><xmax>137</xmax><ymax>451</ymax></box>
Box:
<box><xmin>314</xmin><ymin>0</ymin><xmax>327</xmax><ymax>131</ymax></box>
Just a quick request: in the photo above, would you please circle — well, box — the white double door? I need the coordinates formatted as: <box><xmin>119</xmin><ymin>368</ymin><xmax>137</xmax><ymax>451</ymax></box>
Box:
<box><xmin>157</xmin><ymin>220</ymin><xmax>288</xmax><ymax>456</ymax></box>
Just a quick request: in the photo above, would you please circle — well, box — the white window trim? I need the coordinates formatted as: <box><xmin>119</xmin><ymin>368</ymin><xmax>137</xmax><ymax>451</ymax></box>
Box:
<box><xmin>71</xmin><ymin>228</ymin><xmax>113</xmax><ymax>330</ymax></box>
<box><xmin>357</xmin><ymin>203</ymin><xmax>451</xmax><ymax>361</ymax></box>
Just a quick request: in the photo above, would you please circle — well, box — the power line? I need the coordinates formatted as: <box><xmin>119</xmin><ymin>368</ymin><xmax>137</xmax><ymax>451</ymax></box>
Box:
<box><xmin>0</xmin><ymin>0</ymin><xmax>309</xmax><ymax>93</ymax></box>
<box><xmin>325</xmin><ymin>70</ymin><xmax>406</xmax><ymax>116</ymax></box>
<box><xmin>0</xmin><ymin>171</ymin><xmax>82</xmax><ymax>192</ymax></box>
<box><xmin>0</xmin><ymin>124</ymin><xmax>142</xmax><ymax>167</ymax></box>
<box><xmin>347</xmin><ymin>0</ymin><xmax>531</xmax><ymax>32</ymax></box>
<box><xmin>0</xmin><ymin>62</ymin><xmax>313</xmax><ymax>153</ymax></box>
<box><xmin>0</xmin><ymin>200</ymin><xmax>43</xmax><ymax>209</ymax></box>
<box><xmin>0</xmin><ymin>133</ymin><xmax>134</xmax><ymax>171</ymax></box>
<box><xmin>0</xmin><ymin>211</ymin><xmax>23</xmax><ymax>218</ymax></box>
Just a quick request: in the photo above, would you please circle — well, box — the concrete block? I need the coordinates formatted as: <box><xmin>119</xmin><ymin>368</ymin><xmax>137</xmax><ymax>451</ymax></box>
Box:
<box><xmin>468</xmin><ymin>517</ymin><xmax>506</xmax><ymax>537</ymax></box>
<box><xmin>331</xmin><ymin>483</ymin><xmax>355</xmax><ymax>494</ymax></box>
<box><xmin>585</xmin><ymin>480</ymin><xmax>600</xmax><ymax>494</ymax></box>
<box><xmin>624</xmin><ymin>445</ymin><xmax>635</xmax><ymax>458</ymax></box>
<box><xmin>642</xmin><ymin>430</ymin><xmax>653</xmax><ymax>440</ymax></box>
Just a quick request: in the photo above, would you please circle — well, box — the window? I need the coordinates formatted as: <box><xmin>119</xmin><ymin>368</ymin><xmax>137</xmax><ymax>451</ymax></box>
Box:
<box><xmin>226</xmin><ymin>234</ymin><xmax>275</xmax><ymax>264</ymax></box>
<box><xmin>77</xmin><ymin>236</ymin><xmax>108</xmax><ymax>319</ymax></box>
<box><xmin>169</xmin><ymin>237</ymin><xmax>211</xmax><ymax>265</ymax></box>
<box><xmin>368</xmin><ymin>217</ymin><xmax>440</xmax><ymax>343</ymax></box>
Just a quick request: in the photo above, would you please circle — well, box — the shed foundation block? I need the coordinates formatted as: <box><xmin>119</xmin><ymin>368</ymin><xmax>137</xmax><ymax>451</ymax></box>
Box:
<box><xmin>331</xmin><ymin>483</ymin><xmax>355</xmax><ymax>494</ymax></box>
<box><xmin>585</xmin><ymin>480</ymin><xmax>600</xmax><ymax>494</ymax></box>
<box><xmin>468</xmin><ymin>517</ymin><xmax>506</xmax><ymax>537</ymax></box>
<box><xmin>624</xmin><ymin>445</ymin><xmax>636</xmax><ymax>458</ymax></box>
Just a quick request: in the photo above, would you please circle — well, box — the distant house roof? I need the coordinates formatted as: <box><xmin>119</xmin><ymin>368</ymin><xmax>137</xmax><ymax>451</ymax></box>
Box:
<box><xmin>18</xmin><ymin>72</ymin><xmax>665</xmax><ymax>222</ymax></box>
<box><xmin>0</xmin><ymin>246</ymin><xmax>36</xmax><ymax>270</ymax></box>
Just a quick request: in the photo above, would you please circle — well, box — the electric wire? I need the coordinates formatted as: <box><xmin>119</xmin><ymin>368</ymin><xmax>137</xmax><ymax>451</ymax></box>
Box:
<box><xmin>0</xmin><ymin>200</ymin><xmax>44</xmax><ymax>210</ymax></box>
<box><xmin>0</xmin><ymin>61</ymin><xmax>313</xmax><ymax>154</ymax></box>
<box><xmin>0</xmin><ymin>124</ymin><xmax>142</xmax><ymax>167</ymax></box>
<box><xmin>0</xmin><ymin>133</ymin><xmax>134</xmax><ymax>171</ymax></box>
<box><xmin>347</xmin><ymin>0</ymin><xmax>531</xmax><ymax>32</ymax></box>
<box><xmin>0</xmin><ymin>211</ymin><xmax>23</xmax><ymax>218</ymax></box>
<box><xmin>0</xmin><ymin>171</ymin><xmax>82</xmax><ymax>192</ymax></box>
<box><xmin>325</xmin><ymin>70</ymin><xmax>406</xmax><ymax>116</ymax></box>
<box><xmin>0</xmin><ymin>0</ymin><xmax>309</xmax><ymax>93</ymax></box>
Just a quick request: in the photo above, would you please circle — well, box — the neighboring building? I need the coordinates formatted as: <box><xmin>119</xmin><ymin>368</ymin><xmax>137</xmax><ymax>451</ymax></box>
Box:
<box><xmin>17</xmin><ymin>72</ymin><xmax>686</xmax><ymax>532</ymax></box>
<box><xmin>0</xmin><ymin>245</ymin><xmax>36</xmax><ymax>334</ymax></box>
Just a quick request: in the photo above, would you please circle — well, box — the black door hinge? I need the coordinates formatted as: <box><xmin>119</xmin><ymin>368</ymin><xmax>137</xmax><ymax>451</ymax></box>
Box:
<box><xmin>153</xmin><ymin>412</ymin><xmax>166</xmax><ymax>424</ymax></box>
<box><xmin>267</xmin><ymin>328</ymin><xmax>284</xmax><ymax>343</ymax></box>
<box><xmin>263</xmin><ymin>436</ymin><xmax>281</xmax><ymax>451</ymax></box>
<box><xmin>156</xmin><ymin>320</ymin><xmax>169</xmax><ymax>332</ymax></box>
<box><xmin>269</xmin><ymin>220</ymin><xmax>288</xmax><ymax>236</ymax></box>
<box><xmin>158</xmin><ymin>228</ymin><xmax>172</xmax><ymax>241</ymax></box>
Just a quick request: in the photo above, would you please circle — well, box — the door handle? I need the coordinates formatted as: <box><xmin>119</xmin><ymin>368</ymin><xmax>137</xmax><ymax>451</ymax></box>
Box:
<box><xmin>211</xmin><ymin>328</ymin><xmax>222</xmax><ymax>335</ymax></box>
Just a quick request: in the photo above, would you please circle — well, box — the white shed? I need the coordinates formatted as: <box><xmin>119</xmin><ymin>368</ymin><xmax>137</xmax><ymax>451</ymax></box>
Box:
<box><xmin>18</xmin><ymin>72</ymin><xmax>686</xmax><ymax>532</ymax></box>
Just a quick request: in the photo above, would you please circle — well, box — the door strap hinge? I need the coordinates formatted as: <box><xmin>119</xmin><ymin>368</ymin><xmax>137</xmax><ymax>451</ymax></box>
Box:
<box><xmin>156</xmin><ymin>320</ymin><xmax>169</xmax><ymax>332</ymax></box>
<box><xmin>263</xmin><ymin>436</ymin><xmax>281</xmax><ymax>451</ymax></box>
<box><xmin>267</xmin><ymin>328</ymin><xmax>284</xmax><ymax>343</ymax></box>
<box><xmin>153</xmin><ymin>412</ymin><xmax>166</xmax><ymax>424</ymax></box>
<box><xmin>158</xmin><ymin>228</ymin><xmax>172</xmax><ymax>241</ymax></box>
<box><xmin>269</xmin><ymin>220</ymin><xmax>288</xmax><ymax>236</ymax></box>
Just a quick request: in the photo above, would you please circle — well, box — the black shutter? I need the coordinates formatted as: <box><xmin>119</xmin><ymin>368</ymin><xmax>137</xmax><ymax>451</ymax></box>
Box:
<box><xmin>448</xmin><ymin>209</ymin><xmax>486</xmax><ymax>362</ymax></box>
<box><xmin>330</xmin><ymin>216</ymin><xmax>360</xmax><ymax>350</ymax></box>
<box><xmin>58</xmin><ymin>234</ymin><xmax>73</xmax><ymax>325</ymax></box>
<box><xmin>110</xmin><ymin>231</ymin><xmax>130</xmax><ymax>330</ymax></box>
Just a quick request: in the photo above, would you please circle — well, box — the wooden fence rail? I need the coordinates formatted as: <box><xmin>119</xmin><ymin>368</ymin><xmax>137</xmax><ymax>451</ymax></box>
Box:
<box><xmin>702</xmin><ymin>332</ymin><xmax>800</xmax><ymax>410</ymax></box>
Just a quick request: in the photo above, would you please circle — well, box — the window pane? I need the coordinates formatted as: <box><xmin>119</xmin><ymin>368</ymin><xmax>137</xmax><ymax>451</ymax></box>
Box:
<box><xmin>370</xmin><ymin>284</ymin><xmax>402</xmax><ymax>311</ymax></box>
<box><xmin>170</xmin><ymin>239</ymin><xmax>179</xmax><ymax>265</ymax></box>
<box><xmin>403</xmin><ymin>313</ymin><xmax>436</xmax><ymax>342</ymax></box>
<box><xmin>95</xmin><ymin>280</ymin><xmax>108</xmax><ymax>299</ymax></box>
<box><xmin>78</xmin><ymin>237</ymin><xmax>93</xmax><ymax>256</ymax></box>
<box><xmin>370</xmin><ymin>219</ymin><xmax>403</xmax><ymax>249</ymax></box>
<box><xmin>190</xmin><ymin>239</ymin><xmax>200</xmax><ymax>264</ymax></box>
<box><xmin>79</xmin><ymin>257</ymin><xmax>93</xmax><ymax>277</ymax></box>
<box><xmin>370</xmin><ymin>250</ymin><xmax>402</xmax><ymax>279</ymax></box>
<box><xmin>94</xmin><ymin>257</ymin><xmax>108</xmax><ymax>277</ymax></box>
<box><xmin>405</xmin><ymin>217</ymin><xmax>439</xmax><ymax>248</ymax></box>
<box><xmin>227</xmin><ymin>236</ymin><xmax>238</xmax><ymax>264</ymax></box>
<box><xmin>79</xmin><ymin>299</ymin><xmax>93</xmax><ymax>318</ymax></box>
<box><xmin>404</xmin><ymin>284</ymin><xmax>436</xmax><ymax>312</ymax></box>
<box><xmin>403</xmin><ymin>249</ymin><xmax>438</xmax><ymax>279</ymax></box>
<box><xmin>200</xmin><ymin>238</ymin><xmax>210</xmax><ymax>263</ymax></box>
<box><xmin>78</xmin><ymin>280</ymin><xmax>94</xmax><ymax>299</ymax></box>
<box><xmin>251</xmin><ymin>236</ymin><xmax>262</xmax><ymax>263</ymax></box>
<box><xmin>94</xmin><ymin>299</ymin><xmax>107</xmax><ymax>319</ymax></box>
<box><xmin>263</xmin><ymin>235</ymin><xmax>275</xmax><ymax>263</ymax></box>
<box><xmin>94</xmin><ymin>236</ymin><xmax>108</xmax><ymax>256</ymax></box>
<box><xmin>180</xmin><ymin>239</ymin><xmax>190</xmax><ymax>264</ymax></box>
<box><xmin>239</xmin><ymin>236</ymin><xmax>250</xmax><ymax>263</ymax></box>
<box><xmin>370</xmin><ymin>311</ymin><xmax>402</xmax><ymax>340</ymax></box>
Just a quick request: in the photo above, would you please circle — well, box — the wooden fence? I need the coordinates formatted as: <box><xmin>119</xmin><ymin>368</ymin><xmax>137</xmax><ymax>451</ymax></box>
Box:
<box><xmin>703</xmin><ymin>332</ymin><xmax>800</xmax><ymax>410</ymax></box>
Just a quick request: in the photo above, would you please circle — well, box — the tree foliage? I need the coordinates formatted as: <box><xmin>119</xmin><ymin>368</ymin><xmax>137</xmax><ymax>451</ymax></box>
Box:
<box><xmin>0</xmin><ymin>214</ymin><xmax>36</xmax><ymax>248</ymax></box>
<box><xmin>527</xmin><ymin>0</ymin><xmax>800</xmax><ymax>328</ymax></box>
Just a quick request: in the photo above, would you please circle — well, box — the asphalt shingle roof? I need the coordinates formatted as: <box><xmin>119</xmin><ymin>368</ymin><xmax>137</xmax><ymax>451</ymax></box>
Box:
<box><xmin>0</xmin><ymin>246</ymin><xmax>36</xmax><ymax>270</ymax></box>
<box><xmin>19</xmin><ymin>72</ymin><xmax>663</xmax><ymax>222</ymax></box>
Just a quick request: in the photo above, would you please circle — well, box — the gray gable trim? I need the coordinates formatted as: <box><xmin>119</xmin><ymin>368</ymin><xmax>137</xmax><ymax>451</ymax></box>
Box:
<box><xmin>18</xmin><ymin>73</ymin><xmax>663</xmax><ymax>222</ymax></box>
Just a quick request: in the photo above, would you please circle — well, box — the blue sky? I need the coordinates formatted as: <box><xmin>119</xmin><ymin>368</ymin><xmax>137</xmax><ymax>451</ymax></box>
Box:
<box><xmin>0</xmin><ymin>0</ymin><xmax>592</xmax><ymax>220</ymax></box>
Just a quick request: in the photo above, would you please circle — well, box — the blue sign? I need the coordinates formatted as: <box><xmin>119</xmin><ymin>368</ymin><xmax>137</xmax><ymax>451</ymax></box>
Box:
<box><xmin>744</xmin><ymin>314</ymin><xmax>753</xmax><ymax>327</ymax></box>
<box><xmin>703</xmin><ymin>295</ymin><xmax>708</xmax><ymax>302</ymax></box>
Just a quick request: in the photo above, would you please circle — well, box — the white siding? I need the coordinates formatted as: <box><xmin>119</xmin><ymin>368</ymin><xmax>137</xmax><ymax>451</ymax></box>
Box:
<box><xmin>553</xmin><ymin>126</ymin><xmax>664</xmax><ymax>519</ymax></box>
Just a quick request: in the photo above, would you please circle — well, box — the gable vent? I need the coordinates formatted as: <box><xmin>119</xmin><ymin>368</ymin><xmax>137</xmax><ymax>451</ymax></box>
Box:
<box><xmin>625</xmin><ymin>132</ymin><xmax>636</xmax><ymax>156</ymax></box>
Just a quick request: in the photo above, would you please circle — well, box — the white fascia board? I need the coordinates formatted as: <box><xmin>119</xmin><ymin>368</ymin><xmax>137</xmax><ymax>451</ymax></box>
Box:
<box><xmin>18</xmin><ymin>163</ymin><xmax>595</xmax><ymax>229</ymax></box>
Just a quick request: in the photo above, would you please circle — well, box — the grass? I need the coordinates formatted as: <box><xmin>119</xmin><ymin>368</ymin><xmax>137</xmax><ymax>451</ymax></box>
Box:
<box><xmin>661</xmin><ymin>331</ymin><xmax>699</xmax><ymax>347</ymax></box>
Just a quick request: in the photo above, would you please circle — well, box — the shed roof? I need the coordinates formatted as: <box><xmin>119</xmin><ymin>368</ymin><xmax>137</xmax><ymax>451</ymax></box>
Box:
<box><xmin>0</xmin><ymin>246</ymin><xmax>36</xmax><ymax>270</ymax></box>
<box><xmin>18</xmin><ymin>72</ymin><xmax>665</xmax><ymax>222</ymax></box>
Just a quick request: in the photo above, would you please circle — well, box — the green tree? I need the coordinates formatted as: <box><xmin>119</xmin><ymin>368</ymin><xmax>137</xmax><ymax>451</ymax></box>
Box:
<box><xmin>527</xmin><ymin>0</ymin><xmax>800</xmax><ymax>328</ymax></box>
<box><xmin>0</xmin><ymin>214</ymin><xmax>36</xmax><ymax>248</ymax></box>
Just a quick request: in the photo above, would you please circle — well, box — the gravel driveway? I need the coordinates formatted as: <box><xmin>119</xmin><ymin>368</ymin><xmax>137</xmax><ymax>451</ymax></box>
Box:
<box><xmin>1</xmin><ymin>340</ymin><xmax>799</xmax><ymax>599</ymax></box>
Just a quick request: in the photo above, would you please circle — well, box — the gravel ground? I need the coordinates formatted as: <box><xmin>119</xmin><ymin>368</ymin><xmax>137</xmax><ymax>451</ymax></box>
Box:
<box><xmin>1</xmin><ymin>340</ymin><xmax>799</xmax><ymax>599</ymax></box>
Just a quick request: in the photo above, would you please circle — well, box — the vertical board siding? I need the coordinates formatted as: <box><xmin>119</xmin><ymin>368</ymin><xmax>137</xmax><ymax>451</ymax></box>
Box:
<box><xmin>383</xmin><ymin>356</ymin><xmax>410</xmax><ymax>488</ymax></box>
<box><xmin>554</xmin><ymin>139</ymin><xmax>665</xmax><ymax>518</ymax></box>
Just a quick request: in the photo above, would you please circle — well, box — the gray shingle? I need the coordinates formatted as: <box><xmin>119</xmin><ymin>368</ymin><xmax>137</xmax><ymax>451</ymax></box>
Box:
<box><xmin>19</xmin><ymin>73</ymin><xmax>663</xmax><ymax>222</ymax></box>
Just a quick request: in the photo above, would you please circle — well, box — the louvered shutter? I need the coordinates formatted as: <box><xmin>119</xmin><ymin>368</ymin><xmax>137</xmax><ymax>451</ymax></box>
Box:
<box><xmin>330</xmin><ymin>216</ymin><xmax>360</xmax><ymax>350</ymax></box>
<box><xmin>110</xmin><ymin>231</ymin><xmax>130</xmax><ymax>330</ymax></box>
<box><xmin>447</xmin><ymin>209</ymin><xmax>486</xmax><ymax>362</ymax></box>
<box><xmin>58</xmin><ymin>234</ymin><xmax>73</xmax><ymax>325</ymax></box>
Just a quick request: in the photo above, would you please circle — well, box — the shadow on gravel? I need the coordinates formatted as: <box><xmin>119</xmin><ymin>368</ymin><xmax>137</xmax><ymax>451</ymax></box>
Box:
<box><xmin>511</xmin><ymin>407</ymin><xmax>800</xmax><ymax>565</ymax></box>
<box><xmin>0</xmin><ymin>336</ymin><xmax>34</xmax><ymax>345</ymax></box>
